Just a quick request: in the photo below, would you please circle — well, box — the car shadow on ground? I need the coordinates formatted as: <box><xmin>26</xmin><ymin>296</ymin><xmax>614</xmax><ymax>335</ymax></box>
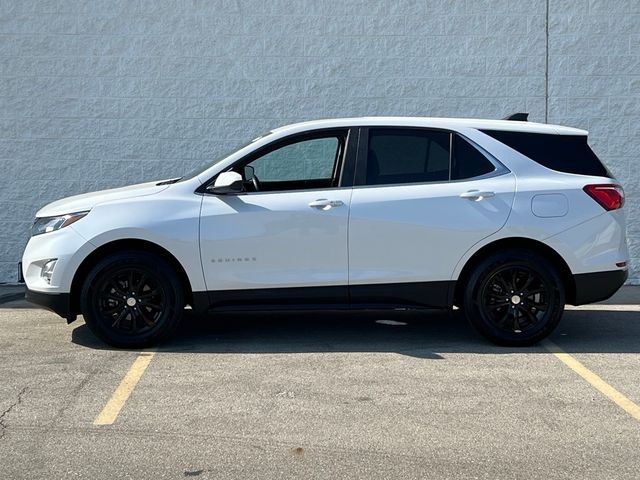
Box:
<box><xmin>71</xmin><ymin>307</ymin><xmax>640</xmax><ymax>357</ymax></box>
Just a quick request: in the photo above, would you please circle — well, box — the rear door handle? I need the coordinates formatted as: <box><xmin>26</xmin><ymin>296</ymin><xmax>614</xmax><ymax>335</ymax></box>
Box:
<box><xmin>459</xmin><ymin>190</ymin><xmax>495</xmax><ymax>201</ymax></box>
<box><xmin>308</xmin><ymin>199</ymin><xmax>344</xmax><ymax>209</ymax></box>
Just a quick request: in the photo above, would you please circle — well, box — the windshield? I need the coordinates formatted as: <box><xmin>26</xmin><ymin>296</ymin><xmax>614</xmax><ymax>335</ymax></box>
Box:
<box><xmin>180</xmin><ymin>132</ymin><xmax>272</xmax><ymax>182</ymax></box>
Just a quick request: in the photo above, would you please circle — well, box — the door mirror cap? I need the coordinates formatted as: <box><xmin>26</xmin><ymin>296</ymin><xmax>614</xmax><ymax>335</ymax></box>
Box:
<box><xmin>210</xmin><ymin>171</ymin><xmax>244</xmax><ymax>194</ymax></box>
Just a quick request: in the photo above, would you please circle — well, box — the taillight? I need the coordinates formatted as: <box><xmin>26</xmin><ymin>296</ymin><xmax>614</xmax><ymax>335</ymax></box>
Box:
<box><xmin>583</xmin><ymin>184</ymin><xmax>625</xmax><ymax>211</ymax></box>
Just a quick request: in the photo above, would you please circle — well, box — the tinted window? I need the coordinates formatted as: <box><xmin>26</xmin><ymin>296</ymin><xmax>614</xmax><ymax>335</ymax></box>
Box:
<box><xmin>366</xmin><ymin>128</ymin><xmax>450</xmax><ymax>185</ymax></box>
<box><xmin>242</xmin><ymin>135</ymin><xmax>343</xmax><ymax>192</ymax></box>
<box><xmin>251</xmin><ymin>137</ymin><xmax>339</xmax><ymax>181</ymax></box>
<box><xmin>481</xmin><ymin>130</ymin><xmax>611</xmax><ymax>178</ymax></box>
<box><xmin>451</xmin><ymin>135</ymin><xmax>496</xmax><ymax>180</ymax></box>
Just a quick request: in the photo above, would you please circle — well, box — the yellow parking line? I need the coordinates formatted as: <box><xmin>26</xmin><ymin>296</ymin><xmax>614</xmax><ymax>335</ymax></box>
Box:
<box><xmin>93</xmin><ymin>352</ymin><xmax>156</xmax><ymax>426</ymax></box>
<box><xmin>542</xmin><ymin>340</ymin><xmax>640</xmax><ymax>421</ymax></box>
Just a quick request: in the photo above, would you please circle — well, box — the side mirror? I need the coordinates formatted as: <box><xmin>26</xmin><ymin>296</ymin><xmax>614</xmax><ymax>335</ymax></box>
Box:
<box><xmin>210</xmin><ymin>171</ymin><xmax>244</xmax><ymax>194</ymax></box>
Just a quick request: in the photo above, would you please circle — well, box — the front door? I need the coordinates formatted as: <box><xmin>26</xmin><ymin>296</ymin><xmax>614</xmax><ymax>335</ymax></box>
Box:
<box><xmin>199</xmin><ymin>129</ymin><xmax>355</xmax><ymax>307</ymax></box>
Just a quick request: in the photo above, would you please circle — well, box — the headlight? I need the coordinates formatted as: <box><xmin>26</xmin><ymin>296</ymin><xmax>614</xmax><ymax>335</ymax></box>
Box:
<box><xmin>32</xmin><ymin>211</ymin><xmax>89</xmax><ymax>236</ymax></box>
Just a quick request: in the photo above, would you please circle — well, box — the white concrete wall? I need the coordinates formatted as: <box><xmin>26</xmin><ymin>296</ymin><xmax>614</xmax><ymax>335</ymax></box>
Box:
<box><xmin>547</xmin><ymin>0</ymin><xmax>640</xmax><ymax>282</ymax></box>
<box><xmin>0</xmin><ymin>0</ymin><xmax>638</xmax><ymax>282</ymax></box>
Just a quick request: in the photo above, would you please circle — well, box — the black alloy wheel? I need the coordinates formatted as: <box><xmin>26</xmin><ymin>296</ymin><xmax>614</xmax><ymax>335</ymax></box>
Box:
<box><xmin>96</xmin><ymin>267</ymin><xmax>166</xmax><ymax>336</ymax></box>
<box><xmin>463</xmin><ymin>249</ymin><xmax>565</xmax><ymax>346</ymax></box>
<box><xmin>81</xmin><ymin>251</ymin><xmax>184</xmax><ymax>348</ymax></box>
<box><xmin>479</xmin><ymin>265</ymin><xmax>550</xmax><ymax>334</ymax></box>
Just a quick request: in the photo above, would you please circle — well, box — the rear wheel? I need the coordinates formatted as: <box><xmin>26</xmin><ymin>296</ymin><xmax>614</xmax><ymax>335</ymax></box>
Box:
<box><xmin>463</xmin><ymin>249</ymin><xmax>565</xmax><ymax>346</ymax></box>
<box><xmin>80</xmin><ymin>251</ymin><xmax>184</xmax><ymax>348</ymax></box>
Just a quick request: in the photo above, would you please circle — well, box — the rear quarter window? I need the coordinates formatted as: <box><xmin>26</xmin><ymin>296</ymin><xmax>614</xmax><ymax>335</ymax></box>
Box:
<box><xmin>480</xmin><ymin>130</ymin><xmax>611</xmax><ymax>178</ymax></box>
<box><xmin>451</xmin><ymin>135</ymin><xmax>496</xmax><ymax>180</ymax></box>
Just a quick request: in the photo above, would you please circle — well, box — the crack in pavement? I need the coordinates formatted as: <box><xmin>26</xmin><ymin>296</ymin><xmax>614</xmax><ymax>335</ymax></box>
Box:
<box><xmin>0</xmin><ymin>386</ymin><xmax>28</xmax><ymax>440</ymax></box>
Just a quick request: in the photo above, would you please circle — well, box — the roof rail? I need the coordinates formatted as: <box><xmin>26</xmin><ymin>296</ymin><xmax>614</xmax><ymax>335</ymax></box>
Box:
<box><xmin>503</xmin><ymin>112</ymin><xmax>529</xmax><ymax>121</ymax></box>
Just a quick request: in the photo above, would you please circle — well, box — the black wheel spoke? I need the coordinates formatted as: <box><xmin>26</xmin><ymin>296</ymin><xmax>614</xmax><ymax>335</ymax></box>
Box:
<box><xmin>140</xmin><ymin>302</ymin><xmax>162</xmax><ymax>311</ymax></box>
<box><xmin>135</xmin><ymin>274</ymin><xmax>148</xmax><ymax>294</ymax></box>
<box><xmin>511</xmin><ymin>310</ymin><xmax>521</xmax><ymax>331</ymax></box>
<box><xmin>495</xmin><ymin>308</ymin><xmax>510</xmax><ymax>327</ymax></box>
<box><xmin>103</xmin><ymin>304</ymin><xmax>122</xmax><ymax>315</ymax></box>
<box><xmin>488</xmin><ymin>303</ymin><xmax>507</xmax><ymax>311</ymax></box>
<box><xmin>511</xmin><ymin>268</ymin><xmax>519</xmax><ymax>291</ymax></box>
<box><xmin>526</xmin><ymin>292</ymin><xmax>548</xmax><ymax>309</ymax></box>
<box><xmin>519</xmin><ymin>305</ymin><xmax>538</xmax><ymax>326</ymax></box>
<box><xmin>529</xmin><ymin>300</ymin><xmax>548</xmax><ymax>310</ymax></box>
<box><xmin>526</xmin><ymin>288</ymin><xmax>546</xmax><ymax>297</ymax></box>
<box><xmin>495</xmin><ymin>273</ymin><xmax>510</xmax><ymax>293</ymax></box>
<box><xmin>111</xmin><ymin>308</ymin><xmax>127</xmax><ymax>328</ymax></box>
<box><xmin>108</xmin><ymin>281</ymin><xmax>128</xmax><ymax>297</ymax></box>
<box><xmin>486</xmin><ymin>293</ymin><xmax>505</xmax><ymax>302</ymax></box>
<box><xmin>521</xmin><ymin>272</ymin><xmax>535</xmax><ymax>293</ymax></box>
<box><xmin>129</xmin><ymin>309</ymin><xmax>137</xmax><ymax>331</ymax></box>
<box><xmin>138</xmin><ymin>289</ymin><xmax>160</xmax><ymax>300</ymax></box>
<box><xmin>137</xmin><ymin>308</ymin><xmax>156</xmax><ymax>327</ymax></box>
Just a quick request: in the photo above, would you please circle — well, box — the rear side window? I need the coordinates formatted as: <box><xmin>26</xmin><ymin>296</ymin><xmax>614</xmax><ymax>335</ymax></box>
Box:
<box><xmin>481</xmin><ymin>130</ymin><xmax>611</xmax><ymax>178</ymax></box>
<box><xmin>366</xmin><ymin>128</ymin><xmax>450</xmax><ymax>185</ymax></box>
<box><xmin>451</xmin><ymin>135</ymin><xmax>495</xmax><ymax>180</ymax></box>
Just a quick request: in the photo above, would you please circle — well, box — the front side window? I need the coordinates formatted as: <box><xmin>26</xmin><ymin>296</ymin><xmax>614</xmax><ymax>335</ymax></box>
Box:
<box><xmin>366</xmin><ymin>128</ymin><xmax>450</xmax><ymax>185</ymax></box>
<box><xmin>241</xmin><ymin>135</ymin><xmax>344</xmax><ymax>192</ymax></box>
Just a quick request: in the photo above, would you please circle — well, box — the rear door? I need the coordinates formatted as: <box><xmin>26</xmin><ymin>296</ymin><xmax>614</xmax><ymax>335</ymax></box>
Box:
<box><xmin>348</xmin><ymin>127</ymin><xmax>515</xmax><ymax>307</ymax></box>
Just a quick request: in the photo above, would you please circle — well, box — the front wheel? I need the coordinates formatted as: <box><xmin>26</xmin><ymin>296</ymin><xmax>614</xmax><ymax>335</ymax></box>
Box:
<box><xmin>463</xmin><ymin>249</ymin><xmax>565</xmax><ymax>346</ymax></box>
<box><xmin>80</xmin><ymin>251</ymin><xmax>184</xmax><ymax>348</ymax></box>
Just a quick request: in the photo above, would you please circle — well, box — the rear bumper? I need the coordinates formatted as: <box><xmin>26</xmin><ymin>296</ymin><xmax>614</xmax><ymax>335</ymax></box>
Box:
<box><xmin>25</xmin><ymin>289</ymin><xmax>76</xmax><ymax>322</ymax></box>
<box><xmin>572</xmin><ymin>269</ymin><xmax>628</xmax><ymax>305</ymax></box>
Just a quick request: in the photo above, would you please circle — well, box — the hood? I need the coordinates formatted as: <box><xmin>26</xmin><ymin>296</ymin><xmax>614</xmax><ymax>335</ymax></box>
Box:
<box><xmin>36</xmin><ymin>180</ymin><xmax>171</xmax><ymax>217</ymax></box>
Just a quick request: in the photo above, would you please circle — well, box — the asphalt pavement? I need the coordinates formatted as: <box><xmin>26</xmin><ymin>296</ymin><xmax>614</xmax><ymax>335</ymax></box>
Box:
<box><xmin>0</xmin><ymin>284</ymin><xmax>638</xmax><ymax>479</ymax></box>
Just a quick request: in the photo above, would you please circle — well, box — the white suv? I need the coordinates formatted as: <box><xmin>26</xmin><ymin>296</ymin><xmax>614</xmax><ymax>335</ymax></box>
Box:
<box><xmin>22</xmin><ymin>115</ymin><xmax>628</xmax><ymax>347</ymax></box>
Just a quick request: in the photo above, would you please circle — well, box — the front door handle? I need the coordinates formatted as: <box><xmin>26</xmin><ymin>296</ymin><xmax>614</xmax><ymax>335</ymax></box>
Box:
<box><xmin>308</xmin><ymin>199</ymin><xmax>344</xmax><ymax>209</ymax></box>
<box><xmin>459</xmin><ymin>190</ymin><xmax>495</xmax><ymax>201</ymax></box>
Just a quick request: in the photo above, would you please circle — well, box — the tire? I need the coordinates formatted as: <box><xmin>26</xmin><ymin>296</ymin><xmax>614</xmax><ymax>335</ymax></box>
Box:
<box><xmin>462</xmin><ymin>249</ymin><xmax>565</xmax><ymax>346</ymax></box>
<box><xmin>80</xmin><ymin>251</ymin><xmax>184</xmax><ymax>348</ymax></box>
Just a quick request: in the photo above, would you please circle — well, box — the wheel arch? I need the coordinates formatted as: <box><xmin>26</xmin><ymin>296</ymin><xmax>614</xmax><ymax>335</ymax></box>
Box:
<box><xmin>69</xmin><ymin>238</ymin><xmax>194</xmax><ymax>316</ymax></box>
<box><xmin>454</xmin><ymin>237</ymin><xmax>575</xmax><ymax>306</ymax></box>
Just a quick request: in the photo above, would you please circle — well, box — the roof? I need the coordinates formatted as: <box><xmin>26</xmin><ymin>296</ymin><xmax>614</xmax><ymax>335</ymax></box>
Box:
<box><xmin>270</xmin><ymin>116</ymin><xmax>588</xmax><ymax>136</ymax></box>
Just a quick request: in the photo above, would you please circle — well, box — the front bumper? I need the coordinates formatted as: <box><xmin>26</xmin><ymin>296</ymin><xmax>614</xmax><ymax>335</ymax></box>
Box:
<box><xmin>25</xmin><ymin>289</ymin><xmax>76</xmax><ymax>323</ymax></box>
<box><xmin>22</xmin><ymin>224</ymin><xmax>94</xmax><ymax>293</ymax></box>
<box><xmin>572</xmin><ymin>269</ymin><xmax>628</xmax><ymax>305</ymax></box>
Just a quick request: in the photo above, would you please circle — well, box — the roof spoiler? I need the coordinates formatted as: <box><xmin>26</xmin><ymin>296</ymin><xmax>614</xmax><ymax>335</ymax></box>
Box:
<box><xmin>503</xmin><ymin>112</ymin><xmax>528</xmax><ymax>121</ymax></box>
